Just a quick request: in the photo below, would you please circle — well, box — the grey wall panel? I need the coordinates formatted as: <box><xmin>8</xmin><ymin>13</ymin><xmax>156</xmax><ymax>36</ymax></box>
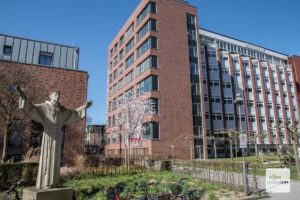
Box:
<box><xmin>48</xmin><ymin>44</ymin><xmax>54</xmax><ymax>53</ymax></box>
<box><xmin>0</xmin><ymin>35</ymin><xmax>5</xmax><ymax>58</ymax></box>
<box><xmin>11</xmin><ymin>38</ymin><xmax>20</xmax><ymax>62</ymax></box>
<box><xmin>19</xmin><ymin>40</ymin><xmax>28</xmax><ymax>62</ymax></box>
<box><xmin>60</xmin><ymin>46</ymin><xmax>67</xmax><ymax>68</ymax></box>
<box><xmin>66</xmin><ymin>48</ymin><xmax>73</xmax><ymax>69</ymax></box>
<box><xmin>41</xmin><ymin>42</ymin><xmax>48</xmax><ymax>52</ymax></box>
<box><xmin>53</xmin><ymin>45</ymin><xmax>61</xmax><ymax>67</ymax></box>
<box><xmin>0</xmin><ymin>34</ymin><xmax>80</xmax><ymax>70</ymax></box>
<box><xmin>32</xmin><ymin>42</ymin><xmax>41</xmax><ymax>65</ymax></box>
<box><xmin>25</xmin><ymin>41</ymin><xmax>34</xmax><ymax>63</ymax></box>
<box><xmin>5</xmin><ymin>37</ymin><xmax>14</xmax><ymax>46</ymax></box>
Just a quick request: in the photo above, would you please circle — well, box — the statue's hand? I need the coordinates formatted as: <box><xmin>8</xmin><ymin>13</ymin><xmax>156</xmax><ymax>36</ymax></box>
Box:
<box><xmin>16</xmin><ymin>85</ymin><xmax>26</xmax><ymax>98</ymax></box>
<box><xmin>85</xmin><ymin>101</ymin><xmax>93</xmax><ymax>109</ymax></box>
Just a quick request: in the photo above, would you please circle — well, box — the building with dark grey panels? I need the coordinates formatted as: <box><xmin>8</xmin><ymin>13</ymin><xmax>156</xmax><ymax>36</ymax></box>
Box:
<box><xmin>0</xmin><ymin>33</ymin><xmax>79</xmax><ymax>70</ymax></box>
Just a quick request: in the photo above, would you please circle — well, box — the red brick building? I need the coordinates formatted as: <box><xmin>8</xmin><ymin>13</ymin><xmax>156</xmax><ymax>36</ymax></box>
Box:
<box><xmin>106</xmin><ymin>0</ymin><xmax>198</xmax><ymax>159</ymax></box>
<box><xmin>106</xmin><ymin>0</ymin><xmax>300</xmax><ymax>160</ymax></box>
<box><xmin>0</xmin><ymin>34</ymin><xmax>88</xmax><ymax>165</ymax></box>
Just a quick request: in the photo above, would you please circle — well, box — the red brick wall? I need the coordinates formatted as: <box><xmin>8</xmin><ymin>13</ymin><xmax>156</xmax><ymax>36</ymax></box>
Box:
<box><xmin>0</xmin><ymin>60</ymin><xmax>88</xmax><ymax>165</ymax></box>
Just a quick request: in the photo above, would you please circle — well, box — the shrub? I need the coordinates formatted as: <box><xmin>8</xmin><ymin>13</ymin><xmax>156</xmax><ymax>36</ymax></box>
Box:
<box><xmin>0</xmin><ymin>162</ymin><xmax>38</xmax><ymax>191</ymax></box>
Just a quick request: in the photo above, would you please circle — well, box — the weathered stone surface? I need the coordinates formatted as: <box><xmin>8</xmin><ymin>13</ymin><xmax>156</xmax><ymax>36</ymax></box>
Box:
<box><xmin>23</xmin><ymin>187</ymin><xmax>74</xmax><ymax>200</ymax></box>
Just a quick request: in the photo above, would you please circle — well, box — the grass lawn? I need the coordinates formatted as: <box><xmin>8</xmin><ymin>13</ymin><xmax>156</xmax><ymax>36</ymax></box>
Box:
<box><xmin>61</xmin><ymin>170</ymin><xmax>233</xmax><ymax>200</ymax></box>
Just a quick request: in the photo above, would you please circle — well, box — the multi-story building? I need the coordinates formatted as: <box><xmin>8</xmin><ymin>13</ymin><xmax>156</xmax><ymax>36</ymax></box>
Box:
<box><xmin>84</xmin><ymin>125</ymin><xmax>106</xmax><ymax>154</ymax></box>
<box><xmin>106</xmin><ymin>0</ymin><xmax>300</xmax><ymax>159</ymax></box>
<box><xmin>0</xmin><ymin>33</ymin><xmax>88</xmax><ymax>164</ymax></box>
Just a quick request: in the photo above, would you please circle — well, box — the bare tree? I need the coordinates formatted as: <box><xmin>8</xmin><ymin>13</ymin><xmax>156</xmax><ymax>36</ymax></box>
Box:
<box><xmin>0</xmin><ymin>64</ymin><xmax>40</xmax><ymax>163</ymax></box>
<box><xmin>115</xmin><ymin>94</ymin><xmax>156</xmax><ymax>169</ymax></box>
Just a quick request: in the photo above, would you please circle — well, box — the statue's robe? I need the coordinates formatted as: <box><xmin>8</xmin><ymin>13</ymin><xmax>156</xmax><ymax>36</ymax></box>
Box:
<box><xmin>19</xmin><ymin>97</ymin><xmax>86</xmax><ymax>189</ymax></box>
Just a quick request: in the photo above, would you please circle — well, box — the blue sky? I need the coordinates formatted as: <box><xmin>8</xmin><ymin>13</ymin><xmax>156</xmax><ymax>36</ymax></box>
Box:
<box><xmin>1</xmin><ymin>0</ymin><xmax>299</xmax><ymax>124</ymax></box>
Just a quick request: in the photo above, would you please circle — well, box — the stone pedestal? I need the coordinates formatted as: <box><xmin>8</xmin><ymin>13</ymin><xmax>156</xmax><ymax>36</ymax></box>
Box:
<box><xmin>23</xmin><ymin>187</ymin><xmax>74</xmax><ymax>200</ymax></box>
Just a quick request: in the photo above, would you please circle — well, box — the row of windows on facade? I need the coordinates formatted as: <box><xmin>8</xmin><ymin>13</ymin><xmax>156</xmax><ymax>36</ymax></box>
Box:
<box><xmin>204</xmin><ymin>112</ymin><xmax>292</xmax><ymax>125</ymax></box>
<box><xmin>106</xmin><ymin>122</ymin><xmax>160</xmax><ymax>144</ymax></box>
<box><xmin>109</xmin><ymin>19</ymin><xmax>157</xmax><ymax>73</ymax></box>
<box><xmin>201</xmin><ymin>62</ymin><xmax>292</xmax><ymax>79</ymax></box>
<box><xmin>202</xmin><ymin>48</ymin><xmax>288</xmax><ymax>70</ymax></box>
<box><xmin>200</xmin><ymin>36</ymin><xmax>286</xmax><ymax>64</ymax></box>
<box><xmin>109</xmin><ymin>56</ymin><xmax>158</xmax><ymax>97</ymax></box>
<box><xmin>109</xmin><ymin>36</ymin><xmax>157</xmax><ymax>88</ymax></box>
<box><xmin>110</xmin><ymin>2</ymin><xmax>156</xmax><ymax>60</ymax></box>
<box><xmin>108</xmin><ymin>76</ymin><xmax>158</xmax><ymax>113</ymax></box>
<box><xmin>202</xmin><ymin>78</ymin><xmax>295</xmax><ymax>94</ymax></box>
<box><xmin>2</xmin><ymin>45</ymin><xmax>54</xmax><ymax>66</ymax></box>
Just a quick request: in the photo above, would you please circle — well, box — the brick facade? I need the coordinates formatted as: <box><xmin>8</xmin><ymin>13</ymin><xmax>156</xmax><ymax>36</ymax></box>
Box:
<box><xmin>0</xmin><ymin>60</ymin><xmax>88</xmax><ymax>165</ymax></box>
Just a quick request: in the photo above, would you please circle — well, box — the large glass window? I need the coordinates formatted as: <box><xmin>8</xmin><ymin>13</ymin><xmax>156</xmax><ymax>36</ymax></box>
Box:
<box><xmin>136</xmin><ymin>56</ymin><xmax>157</xmax><ymax>76</ymax></box>
<box><xmin>142</xmin><ymin>122</ymin><xmax>159</xmax><ymax>140</ymax></box>
<box><xmin>136</xmin><ymin>75</ymin><xmax>158</xmax><ymax>95</ymax></box>
<box><xmin>137</xmin><ymin>37</ymin><xmax>157</xmax><ymax>58</ymax></box>
<box><xmin>125</xmin><ymin>71</ymin><xmax>133</xmax><ymax>84</ymax></box>
<box><xmin>137</xmin><ymin>2</ymin><xmax>156</xmax><ymax>25</ymax></box>
<box><xmin>126</xmin><ymin>38</ymin><xmax>134</xmax><ymax>53</ymax></box>
<box><xmin>124</xmin><ymin>24</ymin><xmax>134</xmax><ymax>39</ymax></box>
<box><xmin>149</xmin><ymin>98</ymin><xmax>159</xmax><ymax>113</ymax></box>
<box><xmin>125</xmin><ymin>54</ymin><xmax>134</xmax><ymax>69</ymax></box>
<box><xmin>137</xmin><ymin>19</ymin><xmax>157</xmax><ymax>41</ymax></box>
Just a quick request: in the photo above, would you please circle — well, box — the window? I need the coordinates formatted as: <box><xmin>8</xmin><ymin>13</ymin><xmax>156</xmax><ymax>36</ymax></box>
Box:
<box><xmin>149</xmin><ymin>98</ymin><xmax>159</xmax><ymax>113</ymax></box>
<box><xmin>190</xmin><ymin>63</ymin><xmax>199</xmax><ymax>75</ymax></box>
<box><xmin>237</xmin><ymin>115</ymin><xmax>246</xmax><ymax>122</ymax></box>
<box><xmin>246</xmin><ymin>87</ymin><xmax>252</xmax><ymax>93</ymax></box>
<box><xmin>119</xmin><ymin>49</ymin><xmax>124</xmax><ymax>60</ymax></box>
<box><xmin>136</xmin><ymin>56</ymin><xmax>158</xmax><ymax>76</ymax></box>
<box><xmin>225</xmin><ymin>114</ymin><xmax>234</xmax><ymax>121</ymax></box>
<box><xmin>137</xmin><ymin>2</ymin><xmax>156</xmax><ymax>25</ymax></box>
<box><xmin>142</xmin><ymin>122</ymin><xmax>159</xmax><ymax>140</ymax></box>
<box><xmin>257</xmin><ymin>102</ymin><xmax>264</xmax><ymax>108</ymax></box>
<box><xmin>192</xmin><ymin>83</ymin><xmax>200</xmax><ymax>94</ymax></box>
<box><xmin>210</xmin><ymin>80</ymin><xmax>220</xmax><ymax>87</ymax></box>
<box><xmin>209</xmin><ymin>66</ymin><xmax>218</xmax><ymax>72</ymax></box>
<box><xmin>38</xmin><ymin>52</ymin><xmax>53</xmax><ymax>66</ymax></box>
<box><xmin>113</xmin><ymin>69</ymin><xmax>118</xmax><ymax>80</ymax></box>
<box><xmin>193</xmin><ymin>103</ymin><xmax>201</xmax><ymax>115</ymax></box>
<box><xmin>205</xmin><ymin>112</ymin><xmax>209</xmax><ymax>119</ymax></box>
<box><xmin>244</xmin><ymin>73</ymin><xmax>251</xmax><ymax>80</ymax></box>
<box><xmin>119</xmin><ymin>35</ymin><xmax>124</xmax><ymax>46</ymax></box>
<box><xmin>267</xmin><ymin>103</ymin><xmax>272</xmax><ymax>109</ymax></box>
<box><xmin>211</xmin><ymin>96</ymin><xmax>221</xmax><ymax>103</ymax></box>
<box><xmin>137</xmin><ymin>37</ymin><xmax>157</xmax><ymax>58</ymax></box>
<box><xmin>136</xmin><ymin>76</ymin><xmax>158</xmax><ymax>95</ymax></box>
<box><xmin>126</xmin><ymin>38</ymin><xmax>134</xmax><ymax>53</ymax></box>
<box><xmin>187</xmin><ymin>14</ymin><xmax>195</xmax><ymax>25</ymax></box>
<box><xmin>3</xmin><ymin>45</ymin><xmax>12</xmax><ymax>55</ymax></box>
<box><xmin>247</xmin><ymin>100</ymin><xmax>254</xmax><ymax>107</ymax></box>
<box><xmin>125</xmin><ymin>71</ymin><xmax>133</xmax><ymax>84</ymax></box>
<box><xmin>254</xmin><ymin>75</ymin><xmax>260</xmax><ymax>81</ymax></box>
<box><xmin>234</xmin><ymin>71</ymin><xmax>241</xmax><ymax>76</ymax></box>
<box><xmin>212</xmin><ymin>113</ymin><xmax>222</xmax><ymax>120</ymax></box>
<box><xmin>207</xmin><ymin>51</ymin><xmax>216</xmax><ymax>58</ymax></box>
<box><xmin>125</xmin><ymin>54</ymin><xmax>134</xmax><ymax>69</ymax></box>
<box><xmin>221</xmin><ymin>68</ymin><xmax>230</xmax><ymax>74</ymax></box>
<box><xmin>256</xmin><ymin>87</ymin><xmax>262</xmax><ymax>94</ymax></box>
<box><xmin>222</xmin><ymin>82</ymin><xmax>231</xmax><ymax>88</ymax></box>
<box><xmin>248</xmin><ymin>116</ymin><xmax>256</xmax><ymax>122</ymax></box>
<box><xmin>125</xmin><ymin>24</ymin><xmax>134</xmax><ymax>39</ymax></box>
<box><xmin>137</xmin><ymin>19</ymin><xmax>157</xmax><ymax>41</ymax></box>
<box><xmin>189</xmin><ymin>46</ymin><xmax>198</xmax><ymax>57</ymax></box>
<box><xmin>112</xmin><ymin>132</ymin><xmax>117</xmax><ymax>144</ymax></box>
<box><xmin>224</xmin><ymin>97</ymin><xmax>233</xmax><ymax>104</ymax></box>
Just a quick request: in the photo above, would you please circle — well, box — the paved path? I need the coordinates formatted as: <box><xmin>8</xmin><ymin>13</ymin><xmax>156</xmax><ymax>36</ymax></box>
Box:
<box><xmin>173</xmin><ymin>165</ymin><xmax>300</xmax><ymax>199</ymax></box>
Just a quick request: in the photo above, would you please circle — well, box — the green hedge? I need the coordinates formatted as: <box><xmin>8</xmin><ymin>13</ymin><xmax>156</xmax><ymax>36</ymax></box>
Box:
<box><xmin>0</xmin><ymin>162</ymin><xmax>38</xmax><ymax>191</ymax></box>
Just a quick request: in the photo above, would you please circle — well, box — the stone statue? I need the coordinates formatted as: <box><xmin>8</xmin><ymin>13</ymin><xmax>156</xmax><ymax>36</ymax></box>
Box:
<box><xmin>16</xmin><ymin>86</ymin><xmax>92</xmax><ymax>189</ymax></box>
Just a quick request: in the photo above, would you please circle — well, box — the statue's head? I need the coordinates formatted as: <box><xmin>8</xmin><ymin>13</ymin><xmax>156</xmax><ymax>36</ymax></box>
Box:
<box><xmin>49</xmin><ymin>91</ymin><xmax>60</xmax><ymax>104</ymax></box>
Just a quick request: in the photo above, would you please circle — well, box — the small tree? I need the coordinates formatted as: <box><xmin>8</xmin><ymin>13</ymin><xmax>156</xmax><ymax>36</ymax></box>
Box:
<box><xmin>0</xmin><ymin>64</ymin><xmax>40</xmax><ymax>163</ymax></box>
<box><xmin>115</xmin><ymin>94</ymin><xmax>156</xmax><ymax>169</ymax></box>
